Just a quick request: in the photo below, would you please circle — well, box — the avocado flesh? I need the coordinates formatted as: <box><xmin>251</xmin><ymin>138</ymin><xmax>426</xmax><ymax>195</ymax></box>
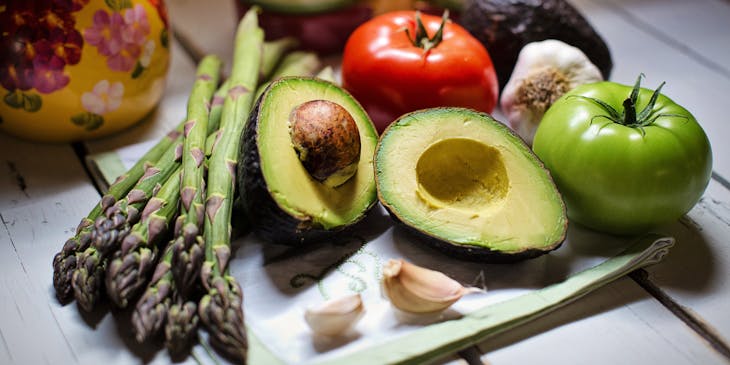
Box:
<box><xmin>254</xmin><ymin>77</ymin><xmax>378</xmax><ymax>231</ymax></box>
<box><xmin>376</xmin><ymin>108</ymin><xmax>566</xmax><ymax>259</ymax></box>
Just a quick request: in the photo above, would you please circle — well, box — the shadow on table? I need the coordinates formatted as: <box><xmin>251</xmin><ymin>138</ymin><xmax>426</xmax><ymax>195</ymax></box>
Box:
<box><xmin>643</xmin><ymin>213</ymin><xmax>716</xmax><ymax>293</ymax></box>
<box><xmin>471</xmin><ymin>214</ymin><xmax>716</xmax><ymax>361</ymax></box>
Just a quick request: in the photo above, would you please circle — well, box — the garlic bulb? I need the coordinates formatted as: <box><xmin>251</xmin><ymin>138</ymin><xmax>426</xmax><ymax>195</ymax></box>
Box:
<box><xmin>381</xmin><ymin>259</ymin><xmax>482</xmax><ymax>314</ymax></box>
<box><xmin>500</xmin><ymin>39</ymin><xmax>603</xmax><ymax>146</ymax></box>
<box><xmin>304</xmin><ymin>293</ymin><xmax>365</xmax><ymax>336</ymax></box>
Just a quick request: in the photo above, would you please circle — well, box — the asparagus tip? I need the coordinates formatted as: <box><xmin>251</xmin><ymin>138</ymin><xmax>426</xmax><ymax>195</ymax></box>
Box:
<box><xmin>199</xmin><ymin>277</ymin><xmax>248</xmax><ymax>363</ymax></box>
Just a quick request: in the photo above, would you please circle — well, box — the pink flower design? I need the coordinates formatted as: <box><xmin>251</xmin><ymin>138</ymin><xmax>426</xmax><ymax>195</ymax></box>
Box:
<box><xmin>81</xmin><ymin>80</ymin><xmax>124</xmax><ymax>115</ymax></box>
<box><xmin>83</xmin><ymin>5</ymin><xmax>151</xmax><ymax>72</ymax></box>
<box><xmin>123</xmin><ymin>5</ymin><xmax>150</xmax><ymax>46</ymax></box>
<box><xmin>85</xmin><ymin>10</ymin><xmax>125</xmax><ymax>56</ymax></box>
<box><xmin>107</xmin><ymin>43</ymin><xmax>141</xmax><ymax>72</ymax></box>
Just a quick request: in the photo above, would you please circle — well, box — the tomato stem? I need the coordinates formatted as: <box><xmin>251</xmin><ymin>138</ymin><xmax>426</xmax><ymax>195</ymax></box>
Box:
<box><xmin>569</xmin><ymin>74</ymin><xmax>686</xmax><ymax>134</ymax></box>
<box><xmin>404</xmin><ymin>10</ymin><xmax>449</xmax><ymax>52</ymax></box>
<box><xmin>622</xmin><ymin>97</ymin><xmax>637</xmax><ymax>125</ymax></box>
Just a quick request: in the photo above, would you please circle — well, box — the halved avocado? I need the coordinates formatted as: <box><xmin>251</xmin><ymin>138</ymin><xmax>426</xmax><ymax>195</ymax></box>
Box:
<box><xmin>375</xmin><ymin>108</ymin><xmax>567</xmax><ymax>262</ymax></box>
<box><xmin>239</xmin><ymin>77</ymin><xmax>378</xmax><ymax>245</ymax></box>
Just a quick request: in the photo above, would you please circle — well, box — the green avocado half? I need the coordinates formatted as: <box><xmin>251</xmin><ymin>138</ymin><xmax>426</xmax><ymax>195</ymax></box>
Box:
<box><xmin>375</xmin><ymin>108</ymin><xmax>567</xmax><ymax>262</ymax></box>
<box><xmin>238</xmin><ymin>77</ymin><xmax>378</xmax><ymax>245</ymax></box>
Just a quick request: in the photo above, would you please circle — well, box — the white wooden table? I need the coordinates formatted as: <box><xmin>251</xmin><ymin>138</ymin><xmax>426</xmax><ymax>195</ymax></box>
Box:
<box><xmin>2</xmin><ymin>0</ymin><xmax>730</xmax><ymax>364</ymax></box>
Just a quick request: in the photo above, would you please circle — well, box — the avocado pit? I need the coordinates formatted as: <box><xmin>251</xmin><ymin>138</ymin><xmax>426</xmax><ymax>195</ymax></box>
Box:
<box><xmin>289</xmin><ymin>99</ymin><xmax>361</xmax><ymax>188</ymax></box>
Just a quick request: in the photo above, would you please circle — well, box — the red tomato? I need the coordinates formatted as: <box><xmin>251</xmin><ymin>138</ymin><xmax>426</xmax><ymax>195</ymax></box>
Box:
<box><xmin>341</xmin><ymin>11</ymin><xmax>499</xmax><ymax>132</ymax></box>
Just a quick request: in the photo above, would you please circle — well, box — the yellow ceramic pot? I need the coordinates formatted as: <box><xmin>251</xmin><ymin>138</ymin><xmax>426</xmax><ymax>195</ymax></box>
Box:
<box><xmin>0</xmin><ymin>0</ymin><xmax>170</xmax><ymax>142</ymax></box>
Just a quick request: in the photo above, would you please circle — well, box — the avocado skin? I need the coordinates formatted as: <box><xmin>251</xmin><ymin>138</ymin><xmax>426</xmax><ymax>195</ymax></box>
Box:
<box><xmin>239</xmin><ymin>92</ymin><xmax>326</xmax><ymax>245</ymax></box>
<box><xmin>383</xmin><ymin>200</ymin><xmax>564</xmax><ymax>264</ymax></box>
<box><xmin>238</xmin><ymin>83</ymin><xmax>373</xmax><ymax>246</ymax></box>
<box><xmin>461</xmin><ymin>0</ymin><xmax>613</xmax><ymax>90</ymax></box>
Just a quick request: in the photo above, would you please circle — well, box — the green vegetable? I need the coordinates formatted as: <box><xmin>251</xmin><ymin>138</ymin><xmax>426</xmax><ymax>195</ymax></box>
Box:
<box><xmin>105</xmin><ymin>56</ymin><xmax>223</xmax><ymax>309</ymax></box>
<box><xmin>260</xmin><ymin>37</ymin><xmax>299</xmax><ymax>80</ymax></box>
<box><xmin>72</xmin><ymin>136</ymin><xmax>184</xmax><ymax>311</ymax></box>
<box><xmin>105</xmin><ymin>165</ymin><xmax>182</xmax><ymax>308</ymax></box>
<box><xmin>533</xmin><ymin>75</ymin><xmax>712</xmax><ymax>235</ymax></box>
<box><xmin>170</xmin><ymin>55</ymin><xmax>223</xmax><ymax>298</ymax></box>
<box><xmin>240</xmin><ymin>77</ymin><xmax>377</xmax><ymax>245</ymax></box>
<box><xmin>375</xmin><ymin>107</ymin><xmax>566</xmax><ymax>262</ymax></box>
<box><xmin>131</xmin><ymin>241</ymin><xmax>174</xmax><ymax>343</ymax></box>
<box><xmin>137</xmin><ymin>76</ymin><xmax>229</xmax><ymax>349</ymax></box>
<box><xmin>199</xmin><ymin>9</ymin><xmax>263</xmax><ymax>363</ymax></box>
<box><xmin>90</xmin><ymin>135</ymin><xmax>183</xmax><ymax>256</ymax></box>
<box><xmin>52</xmin><ymin>124</ymin><xmax>183</xmax><ymax>303</ymax></box>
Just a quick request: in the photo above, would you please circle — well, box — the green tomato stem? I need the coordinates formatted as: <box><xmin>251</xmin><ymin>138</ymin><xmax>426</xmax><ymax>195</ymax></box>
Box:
<box><xmin>622</xmin><ymin>97</ymin><xmax>637</xmax><ymax>125</ymax></box>
<box><xmin>572</xmin><ymin>74</ymin><xmax>685</xmax><ymax>134</ymax></box>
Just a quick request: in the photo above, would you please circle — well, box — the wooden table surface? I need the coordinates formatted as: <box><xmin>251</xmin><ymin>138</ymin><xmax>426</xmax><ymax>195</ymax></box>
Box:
<box><xmin>2</xmin><ymin>0</ymin><xmax>730</xmax><ymax>364</ymax></box>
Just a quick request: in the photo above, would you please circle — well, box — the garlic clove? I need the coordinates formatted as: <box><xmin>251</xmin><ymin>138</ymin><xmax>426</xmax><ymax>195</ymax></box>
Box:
<box><xmin>304</xmin><ymin>293</ymin><xmax>365</xmax><ymax>336</ymax></box>
<box><xmin>381</xmin><ymin>259</ymin><xmax>482</xmax><ymax>314</ymax></box>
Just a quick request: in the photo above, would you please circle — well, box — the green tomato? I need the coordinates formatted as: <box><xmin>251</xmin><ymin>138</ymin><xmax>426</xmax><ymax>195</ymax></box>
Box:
<box><xmin>533</xmin><ymin>75</ymin><xmax>712</xmax><ymax>235</ymax></box>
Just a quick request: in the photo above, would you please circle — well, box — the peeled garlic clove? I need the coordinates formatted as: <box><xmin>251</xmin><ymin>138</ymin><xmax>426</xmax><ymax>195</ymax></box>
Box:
<box><xmin>381</xmin><ymin>259</ymin><xmax>482</xmax><ymax>314</ymax></box>
<box><xmin>304</xmin><ymin>293</ymin><xmax>365</xmax><ymax>336</ymax></box>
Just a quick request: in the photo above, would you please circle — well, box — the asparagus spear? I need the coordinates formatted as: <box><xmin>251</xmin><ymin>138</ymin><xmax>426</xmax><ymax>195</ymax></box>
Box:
<box><xmin>90</xmin><ymin>137</ymin><xmax>184</xmax><ymax>256</ymax></box>
<box><xmin>259</xmin><ymin>37</ymin><xmax>298</xmax><ymax>81</ymax></box>
<box><xmin>170</xmin><ymin>55</ymin><xmax>223</xmax><ymax>298</ymax></box>
<box><xmin>104</xmin><ymin>164</ymin><xmax>181</xmax><ymax>307</ymax></box>
<box><xmin>164</xmin><ymin>298</ymin><xmax>199</xmax><ymax>354</ymax></box>
<box><xmin>52</xmin><ymin>127</ymin><xmax>182</xmax><ymax>303</ymax></box>
<box><xmin>165</xmin><ymin>43</ymin><xmax>321</xmax><ymax>354</ymax></box>
<box><xmin>198</xmin><ymin>9</ymin><xmax>262</xmax><ymax>362</ymax></box>
<box><xmin>253</xmin><ymin>50</ymin><xmax>321</xmax><ymax>101</ymax></box>
<box><xmin>131</xmin><ymin>80</ymin><xmax>230</xmax><ymax>346</ymax></box>
<box><xmin>106</xmin><ymin>57</ymin><xmax>222</xmax><ymax>308</ymax></box>
<box><xmin>131</xmin><ymin>240</ymin><xmax>174</xmax><ymax>343</ymax></box>
<box><xmin>72</xmin><ymin>138</ymin><xmax>184</xmax><ymax>311</ymax></box>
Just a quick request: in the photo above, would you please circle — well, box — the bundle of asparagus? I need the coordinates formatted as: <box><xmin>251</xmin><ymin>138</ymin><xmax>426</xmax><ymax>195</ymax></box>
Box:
<box><xmin>51</xmin><ymin>8</ymin><xmax>326</xmax><ymax>363</ymax></box>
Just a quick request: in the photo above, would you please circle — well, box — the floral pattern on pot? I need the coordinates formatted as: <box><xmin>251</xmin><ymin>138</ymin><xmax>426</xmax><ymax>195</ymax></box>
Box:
<box><xmin>0</xmin><ymin>0</ymin><xmax>170</xmax><ymax>142</ymax></box>
<box><xmin>73</xmin><ymin>80</ymin><xmax>124</xmax><ymax>130</ymax></box>
<box><xmin>83</xmin><ymin>4</ymin><xmax>150</xmax><ymax>73</ymax></box>
<box><xmin>0</xmin><ymin>0</ymin><xmax>89</xmax><ymax>112</ymax></box>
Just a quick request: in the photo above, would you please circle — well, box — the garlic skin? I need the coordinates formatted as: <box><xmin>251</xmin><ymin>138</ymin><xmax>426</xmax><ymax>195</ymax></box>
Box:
<box><xmin>304</xmin><ymin>293</ymin><xmax>365</xmax><ymax>336</ymax></box>
<box><xmin>500</xmin><ymin>39</ymin><xmax>603</xmax><ymax>146</ymax></box>
<box><xmin>381</xmin><ymin>259</ymin><xmax>482</xmax><ymax>314</ymax></box>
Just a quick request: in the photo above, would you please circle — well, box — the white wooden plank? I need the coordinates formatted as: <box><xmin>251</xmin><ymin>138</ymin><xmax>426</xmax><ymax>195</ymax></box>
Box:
<box><xmin>593</xmin><ymin>0</ymin><xmax>730</xmax><ymax>76</ymax></box>
<box><xmin>0</xmin><ymin>224</ymin><xmax>78</xmax><ymax>365</ymax></box>
<box><xmin>0</xmin><ymin>199</ymin><xmax>184</xmax><ymax>365</ymax></box>
<box><xmin>0</xmin><ymin>137</ymin><xmax>98</xmax><ymax>364</ymax></box>
<box><xmin>641</xmin><ymin>180</ymin><xmax>730</xmax><ymax>342</ymax></box>
<box><xmin>569</xmin><ymin>0</ymin><xmax>730</xmax><ymax>178</ymax></box>
<box><xmin>0</xmin><ymin>134</ymin><xmax>91</xmax><ymax>212</ymax></box>
<box><xmin>474</xmin><ymin>276</ymin><xmax>727</xmax><ymax>364</ymax></box>
<box><xmin>167</xmin><ymin>0</ymin><xmax>238</xmax><ymax>68</ymax></box>
<box><xmin>83</xmin><ymin>39</ymin><xmax>197</xmax><ymax>154</ymax></box>
<box><xmin>0</xmin><ymin>175</ymin><xmax>212</xmax><ymax>364</ymax></box>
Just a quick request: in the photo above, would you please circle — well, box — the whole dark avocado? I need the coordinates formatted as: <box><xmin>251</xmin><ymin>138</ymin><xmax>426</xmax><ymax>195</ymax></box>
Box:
<box><xmin>461</xmin><ymin>0</ymin><xmax>613</xmax><ymax>89</ymax></box>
